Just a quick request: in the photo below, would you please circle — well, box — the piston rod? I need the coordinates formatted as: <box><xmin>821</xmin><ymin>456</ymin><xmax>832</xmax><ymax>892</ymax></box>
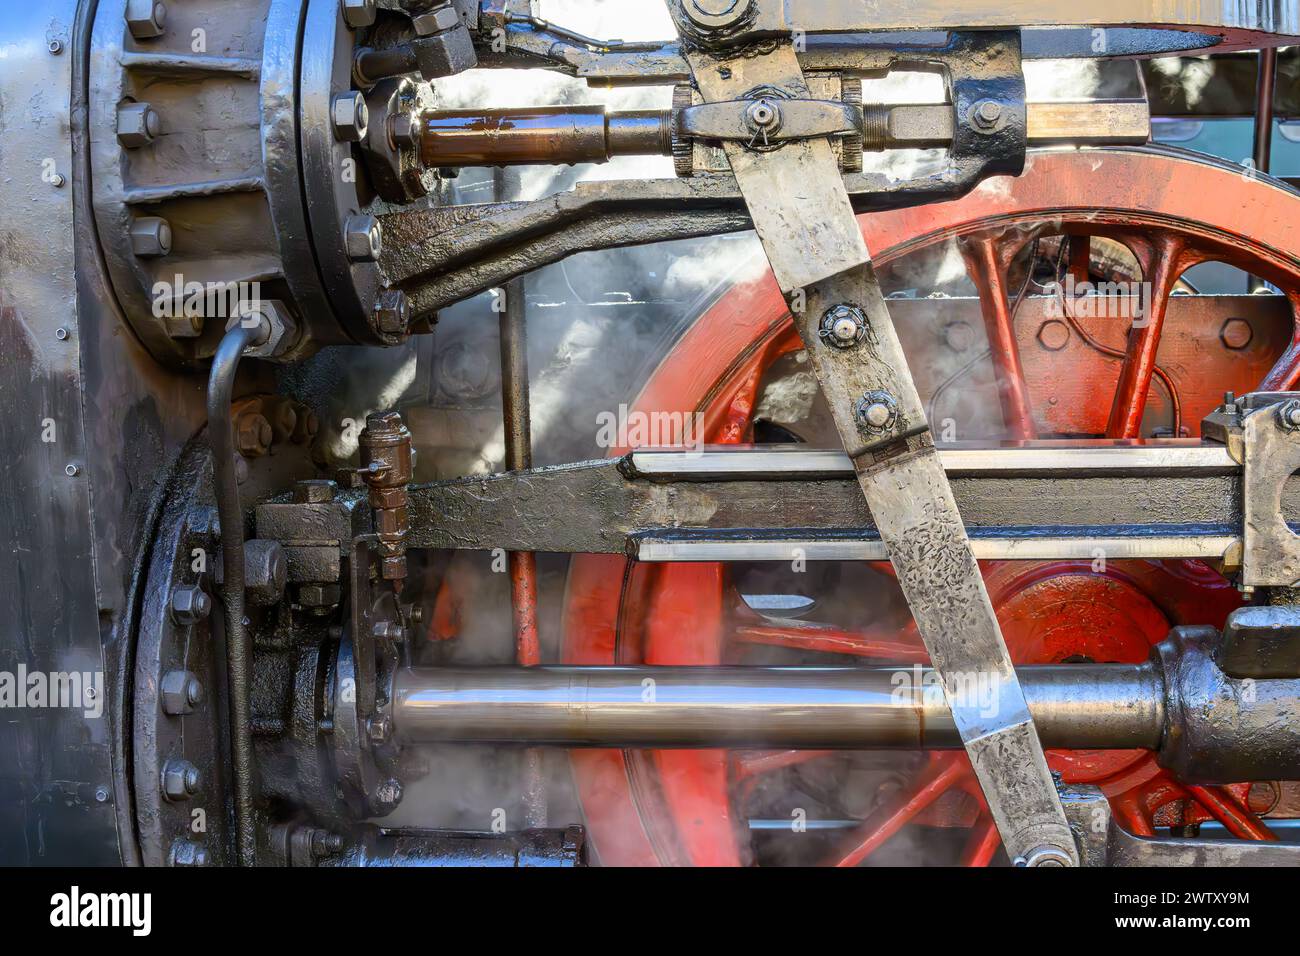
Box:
<box><xmin>392</xmin><ymin>663</ymin><xmax>1164</xmax><ymax>750</ymax></box>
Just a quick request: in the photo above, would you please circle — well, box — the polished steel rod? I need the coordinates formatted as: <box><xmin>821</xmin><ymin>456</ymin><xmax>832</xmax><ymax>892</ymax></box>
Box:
<box><xmin>393</xmin><ymin>664</ymin><xmax>1164</xmax><ymax>751</ymax></box>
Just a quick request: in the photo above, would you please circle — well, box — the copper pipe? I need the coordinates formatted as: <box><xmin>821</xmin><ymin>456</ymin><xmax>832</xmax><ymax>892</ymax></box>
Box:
<box><xmin>419</xmin><ymin>106</ymin><xmax>672</xmax><ymax>168</ymax></box>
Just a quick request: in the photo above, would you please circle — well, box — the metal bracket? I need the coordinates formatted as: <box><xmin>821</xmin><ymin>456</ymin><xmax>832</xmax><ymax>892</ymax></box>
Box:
<box><xmin>677</xmin><ymin>95</ymin><xmax>862</xmax><ymax>149</ymax></box>
<box><xmin>1203</xmin><ymin>391</ymin><xmax>1300</xmax><ymax>586</ymax></box>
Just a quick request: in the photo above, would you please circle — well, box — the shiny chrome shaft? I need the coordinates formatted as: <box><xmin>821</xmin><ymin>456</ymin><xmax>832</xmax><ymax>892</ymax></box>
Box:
<box><xmin>392</xmin><ymin>664</ymin><xmax>1164</xmax><ymax>750</ymax></box>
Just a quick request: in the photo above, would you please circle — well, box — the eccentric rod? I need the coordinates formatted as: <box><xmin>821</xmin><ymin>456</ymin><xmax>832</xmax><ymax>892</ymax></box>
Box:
<box><xmin>392</xmin><ymin>663</ymin><xmax>1164</xmax><ymax>750</ymax></box>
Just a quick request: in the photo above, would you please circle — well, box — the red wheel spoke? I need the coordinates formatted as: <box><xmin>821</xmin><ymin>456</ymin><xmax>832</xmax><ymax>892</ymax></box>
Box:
<box><xmin>1105</xmin><ymin>235</ymin><xmax>1187</xmax><ymax>438</ymax></box>
<box><xmin>825</xmin><ymin>757</ymin><xmax>966</xmax><ymax>867</ymax></box>
<box><xmin>1184</xmin><ymin>785</ymin><xmax>1278</xmax><ymax>841</ymax></box>
<box><xmin>958</xmin><ymin>814</ymin><xmax>1002</xmax><ymax>867</ymax></box>
<box><xmin>732</xmin><ymin>750</ymin><xmax>834</xmax><ymax>781</ymax></box>
<box><xmin>733</xmin><ymin>619</ymin><xmax>926</xmax><ymax>661</ymax></box>
<box><xmin>964</xmin><ymin>236</ymin><xmax>1036</xmax><ymax>440</ymax></box>
<box><xmin>1258</xmin><ymin>289</ymin><xmax>1300</xmax><ymax>389</ymax></box>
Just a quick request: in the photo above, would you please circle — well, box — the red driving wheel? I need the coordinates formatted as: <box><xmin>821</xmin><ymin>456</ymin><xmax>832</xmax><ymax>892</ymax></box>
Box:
<box><xmin>563</xmin><ymin>148</ymin><xmax>1300</xmax><ymax>865</ymax></box>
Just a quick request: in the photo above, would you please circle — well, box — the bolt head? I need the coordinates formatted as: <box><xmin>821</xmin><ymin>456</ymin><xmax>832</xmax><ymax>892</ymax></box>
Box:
<box><xmin>161</xmin><ymin>670</ymin><xmax>202</xmax><ymax>715</ymax></box>
<box><xmin>372</xmin><ymin>778</ymin><xmax>403</xmax><ymax>813</ymax></box>
<box><xmin>125</xmin><ymin>0</ymin><xmax>167</xmax><ymax>39</ymax></box>
<box><xmin>1015</xmin><ymin>844</ymin><xmax>1074</xmax><ymax>867</ymax></box>
<box><xmin>746</xmin><ymin>98</ymin><xmax>781</xmax><ymax>132</ymax></box>
<box><xmin>244</xmin><ymin>539</ymin><xmax>287</xmax><ymax>607</ymax></box>
<box><xmin>332</xmin><ymin>91</ymin><xmax>369</xmax><ymax>143</ymax></box>
<box><xmin>298</xmin><ymin>583</ymin><xmax>342</xmax><ymax>608</ymax></box>
<box><xmin>1277</xmin><ymin>400</ymin><xmax>1300</xmax><ymax>432</ymax></box>
<box><xmin>293</xmin><ymin>479</ymin><xmax>338</xmax><ymax>504</ymax></box>
<box><xmin>236</xmin><ymin>413</ymin><xmax>273</xmax><ymax>458</ymax></box>
<box><xmin>130</xmin><ymin>216</ymin><xmax>172</xmax><ymax>257</ymax></box>
<box><xmin>162</xmin><ymin>760</ymin><xmax>200</xmax><ymax>801</ymax></box>
<box><xmin>373</xmin><ymin>289</ymin><xmax>410</xmax><ymax>336</ymax></box>
<box><xmin>855</xmin><ymin>391</ymin><xmax>899</xmax><ymax>434</ymax></box>
<box><xmin>341</xmin><ymin>0</ymin><xmax>377</xmax><ymax>29</ymax></box>
<box><xmin>367</xmin><ymin>715</ymin><xmax>392</xmax><ymax>746</ymax></box>
<box><xmin>344</xmin><ymin>214</ymin><xmax>383</xmax><ymax>262</ymax></box>
<box><xmin>1037</xmin><ymin>319</ymin><xmax>1071</xmax><ymax>352</ymax></box>
<box><xmin>1220</xmin><ymin>318</ymin><xmax>1253</xmax><ymax>350</ymax></box>
<box><xmin>117</xmin><ymin>102</ymin><xmax>160</xmax><ymax>148</ymax></box>
<box><xmin>971</xmin><ymin>99</ymin><xmax>1003</xmax><ymax>131</ymax></box>
<box><xmin>390</xmin><ymin>110</ymin><xmax>419</xmax><ymax>149</ymax></box>
<box><xmin>412</xmin><ymin>5</ymin><xmax>461</xmax><ymax>36</ymax></box>
<box><xmin>170</xmin><ymin>586</ymin><xmax>211</xmax><ymax>626</ymax></box>
<box><xmin>818</xmin><ymin>305</ymin><xmax>867</xmax><ymax>349</ymax></box>
<box><xmin>684</xmin><ymin>0</ymin><xmax>752</xmax><ymax>30</ymax></box>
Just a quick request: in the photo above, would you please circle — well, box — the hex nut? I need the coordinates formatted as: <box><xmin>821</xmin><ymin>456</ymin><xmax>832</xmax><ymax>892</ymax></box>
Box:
<box><xmin>372</xmin><ymin>778</ymin><xmax>403</xmax><ymax>813</ymax></box>
<box><xmin>170</xmin><ymin>586</ymin><xmax>211</xmax><ymax>625</ymax></box>
<box><xmin>1220</xmin><ymin>318</ymin><xmax>1253</xmax><ymax>350</ymax></box>
<box><xmin>244</xmin><ymin>539</ymin><xmax>287</xmax><ymax>607</ymax></box>
<box><xmin>332</xmin><ymin>91</ymin><xmax>369</xmax><ymax>143</ymax></box>
<box><xmin>341</xmin><ymin>0</ymin><xmax>377</xmax><ymax>29</ymax></box>
<box><xmin>125</xmin><ymin>0</ymin><xmax>167</xmax><ymax>39</ymax></box>
<box><xmin>160</xmin><ymin>670</ymin><xmax>203</xmax><ymax>716</ymax></box>
<box><xmin>344</xmin><ymin>214</ymin><xmax>383</xmax><ymax>262</ymax></box>
<box><xmin>412</xmin><ymin>5</ymin><xmax>461</xmax><ymax>36</ymax></box>
<box><xmin>236</xmin><ymin>413</ymin><xmax>273</xmax><ymax>458</ymax></box>
<box><xmin>373</xmin><ymin>289</ymin><xmax>410</xmax><ymax>336</ymax></box>
<box><xmin>293</xmin><ymin>479</ymin><xmax>338</xmax><ymax>504</ymax></box>
<box><xmin>684</xmin><ymin>0</ymin><xmax>753</xmax><ymax>30</ymax></box>
<box><xmin>169</xmin><ymin>840</ymin><xmax>208</xmax><ymax>867</ymax></box>
<box><xmin>389</xmin><ymin>110</ymin><xmax>419</xmax><ymax>149</ymax></box>
<box><xmin>117</xmin><ymin>102</ymin><xmax>160</xmax><ymax>148</ymax></box>
<box><xmin>225</xmin><ymin>299</ymin><xmax>298</xmax><ymax>359</ymax></box>
<box><xmin>298</xmin><ymin>583</ymin><xmax>342</xmax><ymax>608</ymax></box>
<box><xmin>161</xmin><ymin>760</ymin><xmax>201</xmax><ymax>801</ymax></box>
<box><xmin>130</xmin><ymin>216</ymin><xmax>172</xmax><ymax>257</ymax></box>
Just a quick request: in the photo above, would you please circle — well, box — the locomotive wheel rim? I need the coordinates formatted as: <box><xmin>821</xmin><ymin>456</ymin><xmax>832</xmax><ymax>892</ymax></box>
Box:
<box><xmin>563</xmin><ymin>147</ymin><xmax>1300</xmax><ymax>866</ymax></box>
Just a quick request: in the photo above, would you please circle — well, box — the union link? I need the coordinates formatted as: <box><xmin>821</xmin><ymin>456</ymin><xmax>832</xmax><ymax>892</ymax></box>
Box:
<box><xmin>663</xmin><ymin>0</ymin><xmax>1076</xmax><ymax>865</ymax></box>
<box><xmin>359</xmin><ymin>412</ymin><xmax>414</xmax><ymax>590</ymax></box>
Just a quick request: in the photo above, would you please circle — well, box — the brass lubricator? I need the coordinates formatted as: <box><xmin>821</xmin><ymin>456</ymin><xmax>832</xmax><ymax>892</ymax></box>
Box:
<box><xmin>359</xmin><ymin>412</ymin><xmax>413</xmax><ymax>590</ymax></box>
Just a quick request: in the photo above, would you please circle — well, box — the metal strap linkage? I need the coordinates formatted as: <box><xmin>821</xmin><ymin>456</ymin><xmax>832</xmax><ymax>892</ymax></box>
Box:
<box><xmin>663</xmin><ymin>1</ymin><xmax>1076</xmax><ymax>865</ymax></box>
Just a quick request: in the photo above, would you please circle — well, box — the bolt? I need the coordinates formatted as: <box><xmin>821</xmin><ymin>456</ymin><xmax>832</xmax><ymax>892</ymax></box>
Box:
<box><xmin>125</xmin><ymin>0</ymin><xmax>167</xmax><ymax>39</ymax></box>
<box><xmin>1014</xmin><ymin>844</ymin><xmax>1074</xmax><ymax>867</ymax></box>
<box><xmin>169</xmin><ymin>839</ymin><xmax>208</xmax><ymax>867</ymax></box>
<box><xmin>236</xmin><ymin>412</ymin><xmax>273</xmax><ymax>458</ymax></box>
<box><xmin>95</xmin><ymin>786</ymin><xmax>109</xmax><ymax>802</ymax></box>
<box><xmin>412</xmin><ymin>4</ymin><xmax>461</xmax><ymax>36</ymax></box>
<box><xmin>130</xmin><ymin>216</ymin><xmax>172</xmax><ymax>257</ymax></box>
<box><xmin>344</xmin><ymin>214</ymin><xmax>382</xmax><ymax>262</ymax></box>
<box><xmin>310</xmin><ymin>830</ymin><xmax>343</xmax><ymax>859</ymax></box>
<box><xmin>745</xmin><ymin>98</ymin><xmax>782</xmax><ymax>134</ymax></box>
<box><xmin>1037</xmin><ymin>319</ymin><xmax>1071</xmax><ymax>351</ymax></box>
<box><xmin>1220</xmin><ymin>317</ymin><xmax>1253</xmax><ymax>350</ymax></box>
<box><xmin>64</xmin><ymin>463</ymin><xmax>80</xmax><ymax>477</ymax></box>
<box><xmin>684</xmin><ymin>0</ymin><xmax>752</xmax><ymax>30</ymax></box>
<box><xmin>341</xmin><ymin>0</ymin><xmax>377</xmax><ymax>29</ymax></box>
<box><xmin>55</xmin><ymin>328</ymin><xmax>69</xmax><ymax>341</ymax></box>
<box><xmin>373</xmin><ymin>620</ymin><xmax>406</xmax><ymax>643</ymax></box>
<box><xmin>50</xmin><ymin>173</ymin><xmax>66</xmax><ymax>188</ymax></box>
<box><xmin>372</xmin><ymin>778</ymin><xmax>403</xmax><ymax>813</ymax></box>
<box><xmin>244</xmin><ymin>539</ymin><xmax>287</xmax><ymax>607</ymax></box>
<box><xmin>293</xmin><ymin>479</ymin><xmax>338</xmax><ymax>504</ymax></box>
<box><xmin>367</xmin><ymin>715</ymin><xmax>392</xmax><ymax>746</ymax></box>
<box><xmin>117</xmin><ymin>102</ymin><xmax>160</xmax><ymax>148</ymax></box>
<box><xmin>298</xmin><ymin>583</ymin><xmax>342</xmax><ymax>608</ymax></box>
<box><xmin>48</xmin><ymin>38</ymin><xmax>63</xmax><ymax>55</ymax></box>
<box><xmin>390</xmin><ymin>110</ymin><xmax>419</xmax><ymax>149</ymax></box>
<box><xmin>971</xmin><ymin>99</ymin><xmax>1003</xmax><ymax>132</ymax></box>
<box><xmin>161</xmin><ymin>759</ymin><xmax>201</xmax><ymax>801</ymax></box>
<box><xmin>332</xmin><ymin>91</ymin><xmax>369</xmax><ymax>143</ymax></box>
<box><xmin>818</xmin><ymin>304</ymin><xmax>867</xmax><ymax>349</ymax></box>
<box><xmin>855</xmin><ymin>391</ymin><xmax>898</xmax><ymax>434</ymax></box>
<box><xmin>161</xmin><ymin>670</ymin><xmax>203</xmax><ymax>715</ymax></box>
<box><xmin>170</xmin><ymin>585</ymin><xmax>211</xmax><ymax>625</ymax></box>
<box><xmin>373</xmin><ymin>289</ymin><xmax>410</xmax><ymax>336</ymax></box>
<box><xmin>1277</xmin><ymin>399</ymin><xmax>1300</xmax><ymax>432</ymax></box>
